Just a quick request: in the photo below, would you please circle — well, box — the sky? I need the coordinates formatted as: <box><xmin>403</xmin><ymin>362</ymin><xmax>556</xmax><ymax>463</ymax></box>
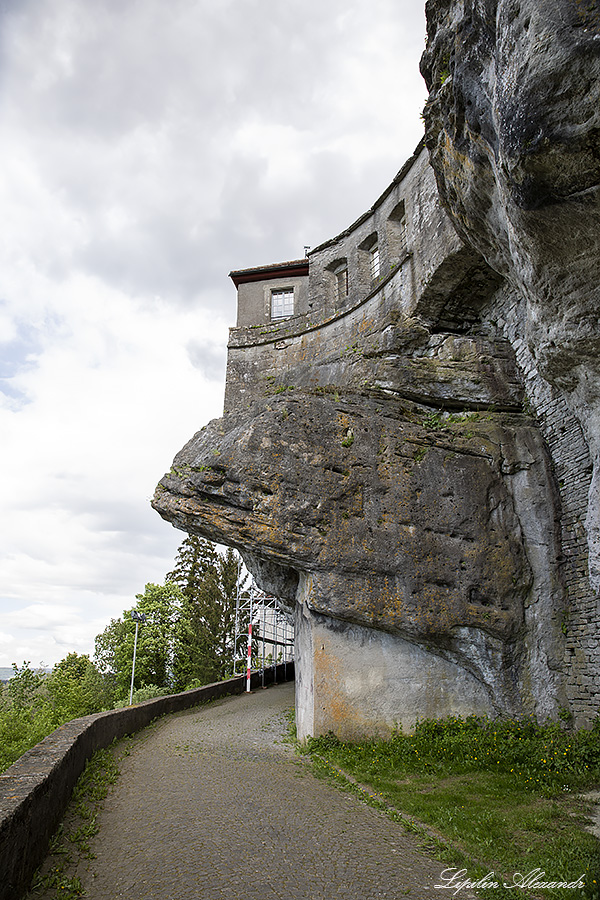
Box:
<box><xmin>0</xmin><ymin>0</ymin><xmax>429</xmax><ymax>669</ymax></box>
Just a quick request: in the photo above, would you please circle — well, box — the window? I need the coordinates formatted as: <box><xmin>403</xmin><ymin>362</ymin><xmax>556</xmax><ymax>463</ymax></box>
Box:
<box><xmin>358</xmin><ymin>232</ymin><xmax>380</xmax><ymax>286</ymax></box>
<box><xmin>370</xmin><ymin>245</ymin><xmax>381</xmax><ymax>281</ymax></box>
<box><xmin>326</xmin><ymin>257</ymin><xmax>349</xmax><ymax>306</ymax></box>
<box><xmin>334</xmin><ymin>263</ymin><xmax>348</xmax><ymax>303</ymax></box>
<box><xmin>335</xmin><ymin>266</ymin><xmax>348</xmax><ymax>302</ymax></box>
<box><xmin>271</xmin><ymin>288</ymin><xmax>294</xmax><ymax>319</ymax></box>
<box><xmin>387</xmin><ymin>200</ymin><xmax>407</xmax><ymax>259</ymax></box>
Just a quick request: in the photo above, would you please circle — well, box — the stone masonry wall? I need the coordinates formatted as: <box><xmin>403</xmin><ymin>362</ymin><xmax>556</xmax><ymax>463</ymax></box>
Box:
<box><xmin>484</xmin><ymin>286</ymin><xmax>600</xmax><ymax>725</ymax></box>
<box><xmin>155</xmin><ymin>121</ymin><xmax>599</xmax><ymax>736</ymax></box>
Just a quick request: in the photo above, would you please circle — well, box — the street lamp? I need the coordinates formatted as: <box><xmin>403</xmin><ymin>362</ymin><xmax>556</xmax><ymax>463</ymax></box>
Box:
<box><xmin>129</xmin><ymin>610</ymin><xmax>147</xmax><ymax>705</ymax></box>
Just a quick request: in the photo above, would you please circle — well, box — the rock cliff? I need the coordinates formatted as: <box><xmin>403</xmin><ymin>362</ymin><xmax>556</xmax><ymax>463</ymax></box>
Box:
<box><xmin>153</xmin><ymin>2</ymin><xmax>600</xmax><ymax>737</ymax></box>
<box><xmin>420</xmin><ymin>0</ymin><xmax>600</xmax><ymax>589</ymax></box>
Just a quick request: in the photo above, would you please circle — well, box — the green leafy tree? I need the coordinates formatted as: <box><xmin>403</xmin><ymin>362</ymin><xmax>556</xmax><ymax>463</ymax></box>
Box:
<box><xmin>94</xmin><ymin>617</ymin><xmax>127</xmax><ymax>687</ymax></box>
<box><xmin>168</xmin><ymin>538</ymin><xmax>249</xmax><ymax>689</ymax></box>
<box><xmin>0</xmin><ymin>657</ymin><xmax>110</xmax><ymax>773</ymax></box>
<box><xmin>0</xmin><ymin>663</ymin><xmax>54</xmax><ymax>772</ymax></box>
<box><xmin>93</xmin><ymin>538</ymin><xmax>250</xmax><ymax>699</ymax></box>
<box><xmin>45</xmin><ymin>652</ymin><xmax>111</xmax><ymax>720</ymax></box>
<box><xmin>5</xmin><ymin>661</ymin><xmax>47</xmax><ymax>710</ymax></box>
<box><xmin>94</xmin><ymin>582</ymin><xmax>183</xmax><ymax>700</ymax></box>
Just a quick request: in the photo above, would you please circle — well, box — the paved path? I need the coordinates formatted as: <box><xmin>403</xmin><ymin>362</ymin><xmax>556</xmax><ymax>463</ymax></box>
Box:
<box><xmin>37</xmin><ymin>683</ymin><xmax>475</xmax><ymax>899</ymax></box>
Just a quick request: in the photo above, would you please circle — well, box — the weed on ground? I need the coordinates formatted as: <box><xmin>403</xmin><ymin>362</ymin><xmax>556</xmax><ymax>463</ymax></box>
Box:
<box><xmin>25</xmin><ymin>745</ymin><xmax>120</xmax><ymax>899</ymax></box>
<box><xmin>301</xmin><ymin>715</ymin><xmax>600</xmax><ymax>900</ymax></box>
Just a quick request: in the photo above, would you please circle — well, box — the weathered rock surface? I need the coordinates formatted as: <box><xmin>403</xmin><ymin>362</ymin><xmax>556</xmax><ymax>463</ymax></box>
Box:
<box><xmin>153</xmin><ymin>6</ymin><xmax>600</xmax><ymax>736</ymax></box>
<box><xmin>157</xmin><ymin>396</ymin><xmax>534</xmax><ymax>647</ymax></box>
<box><xmin>154</xmin><ymin>305</ymin><xmax>566</xmax><ymax>733</ymax></box>
<box><xmin>421</xmin><ymin>0</ymin><xmax>600</xmax><ymax>588</ymax></box>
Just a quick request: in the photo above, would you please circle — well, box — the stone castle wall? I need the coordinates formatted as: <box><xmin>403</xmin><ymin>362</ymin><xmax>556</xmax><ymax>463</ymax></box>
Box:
<box><xmin>223</xmin><ymin>146</ymin><xmax>599</xmax><ymax>731</ymax></box>
<box><xmin>155</xmin><ymin>137</ymin><xmax>599</xmax><ymax>737</ymax></box>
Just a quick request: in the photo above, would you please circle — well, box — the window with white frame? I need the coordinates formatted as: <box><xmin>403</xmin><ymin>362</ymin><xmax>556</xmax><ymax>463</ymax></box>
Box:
<box><xmin>271</xmin><ymin>287</ymin><xmax>294</xmax><ymax>319</ymax></box>
<box><xmin>370</xmin><ymin>244</ymin><xmax>381</xmax><ymax>281</ymax></box>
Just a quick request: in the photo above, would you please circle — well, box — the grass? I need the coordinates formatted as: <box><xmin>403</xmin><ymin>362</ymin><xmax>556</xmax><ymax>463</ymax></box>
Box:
<box><xmin>26</xmin><ymin>740</ymin><xmax>128</xmax><ymax>900</ymax></box>
<box><xmin>300</xmin><ymin>715</ymin><xmax>600</xmax><ymax>900</ymax></box>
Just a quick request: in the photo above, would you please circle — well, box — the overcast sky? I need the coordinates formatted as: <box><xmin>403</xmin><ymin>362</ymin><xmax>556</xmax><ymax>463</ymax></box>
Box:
<box><xmin>0</xmin><ymin>0</ymin><xmax>428</xmax><ymax>669</ymax></box>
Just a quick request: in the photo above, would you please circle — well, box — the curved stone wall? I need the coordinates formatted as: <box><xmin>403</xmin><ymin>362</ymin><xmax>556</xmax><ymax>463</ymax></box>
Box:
<box><xmin>0</xmin><ymin>666</ymin><xmax>292</xmax><ymax>900</ymax></box>
<box><xmin>153</xmin><ymin>7</ymin><xmax>599</xmax><ymax>738</ymax></box>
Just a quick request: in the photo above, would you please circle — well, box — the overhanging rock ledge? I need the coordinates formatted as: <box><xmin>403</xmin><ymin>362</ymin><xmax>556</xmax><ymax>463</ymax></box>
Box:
<box><xmin>153</xmin><ymin>2</ymin><xmax>600</xmax><ymax>739</ymax></box>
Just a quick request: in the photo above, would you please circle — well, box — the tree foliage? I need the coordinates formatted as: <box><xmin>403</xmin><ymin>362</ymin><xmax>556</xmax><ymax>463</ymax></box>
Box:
<box><xmin>168</xmin><ymin>537</ymin><xmax>249</xmax><ymax>689</ymax></box>
<box><xmin>93</xmin><ymin>537</ymin><xmax>249</xmax><ymax>696</ymax></box>
<box><xmin>1</xmin><ymin>537</ymin><xmax>250</xmax><ymax>772</ymax></box>
<box><xmin>166</xmin><ymin>535</ymin><xmax>218</xmax><ymax>601</ymax></box>
<box><xmin>94</xmin><ymin>581</ymin><xmax>182</xmax><ymax>698</ymax></box>
<box><xmin>0</xmin><ymin>655</ymin><xmax>111</xmax><ymax>773</ymax></box>
<box><xmin>47</xmin><ymin>652</ymin><xmax>113</xmax><ymax>720</ymax></box>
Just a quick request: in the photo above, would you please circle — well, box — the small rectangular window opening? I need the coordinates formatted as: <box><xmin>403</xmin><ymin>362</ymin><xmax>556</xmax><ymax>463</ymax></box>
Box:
<box><xmin>336</xmin><ymin>267</ymin><xmax>348</xmax><ymax>301</ymax></box>
<box><xmin>271</xmin><ymin>288</ymin><xmax>294</xmax><ymax>319</ymax></box>
<box><xmin>370</xmin><ymin>245</ymin><xmax>381</xmax><ymax>281</ymax></box>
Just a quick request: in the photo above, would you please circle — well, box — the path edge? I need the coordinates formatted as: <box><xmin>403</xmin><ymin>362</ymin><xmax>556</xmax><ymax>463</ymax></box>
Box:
<box><xmin>0</xmin><ymin>663</ymin><xmax>294</xmax><ymax>900</ymax></box>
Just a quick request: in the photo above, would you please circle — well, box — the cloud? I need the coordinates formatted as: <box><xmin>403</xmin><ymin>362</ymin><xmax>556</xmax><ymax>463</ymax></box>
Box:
<box><xmin>186</xmin><ymin>339</ymin><xmax>227</xmax><ymax>382</ymax></box>
<box><xmin>0</xmin><ymin>0</ymin><xmax>427</xmax><ymax>304</ymax></box>
<box><xmin>0</xmin><ymin>0</ymin><xmax>428</xmax><ymax>666</ymax></box>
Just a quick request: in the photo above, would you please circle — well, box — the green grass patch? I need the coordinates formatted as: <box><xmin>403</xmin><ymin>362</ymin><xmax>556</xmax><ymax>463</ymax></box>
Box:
<box><xmin>26</xmin><ymin>742</ymin><xmax>123</xmax><ymax>899</ymax></box>
<box><xmin>302</xmin><ymin>716</ymin><xmax>600</xmax><ymax>899</ymax></box>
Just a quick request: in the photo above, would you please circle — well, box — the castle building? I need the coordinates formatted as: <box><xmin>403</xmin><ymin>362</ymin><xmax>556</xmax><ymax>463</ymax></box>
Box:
<box><xmin>155</xmin><ymin>139</ymin><xmax>599</xmax><ymax>739</ymax></box>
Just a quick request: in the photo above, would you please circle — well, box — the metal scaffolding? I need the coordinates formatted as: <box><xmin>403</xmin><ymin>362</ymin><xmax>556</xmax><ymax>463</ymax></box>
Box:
<box><xmin>232</xmin><ymin>571</ymin><xmax>294</xmax><ymax>689</ymax></box>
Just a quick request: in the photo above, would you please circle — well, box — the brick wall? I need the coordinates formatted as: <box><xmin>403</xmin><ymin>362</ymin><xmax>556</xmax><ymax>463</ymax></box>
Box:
<box><xmin>489</xmin><ymin>286</ymin><xmax>599</xmax><ymax>724</ymax></box>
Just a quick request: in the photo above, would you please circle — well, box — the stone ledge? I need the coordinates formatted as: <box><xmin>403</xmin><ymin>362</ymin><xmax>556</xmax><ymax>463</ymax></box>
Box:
<box><xmin>0</xmin><ymin>663</ymin><xmax>294</xmax><ymax>900</ymax></box>
<box><xmin>227</xmin><ymin>262</ymin><xmax>407</xmax><ymax>350</ymax></box>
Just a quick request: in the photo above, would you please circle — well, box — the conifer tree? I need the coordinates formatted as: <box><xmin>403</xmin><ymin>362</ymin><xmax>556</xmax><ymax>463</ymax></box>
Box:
<box><xmin>93</xmin><ymin>537</ymin><xmax>250</xmax><ymax>697</ymax></box>
<box><xmin>167</xmin><ymin>537</ymin><xmax>249</xmax><ymax>689</ymax></box>
<box><xmin>166</xmin><ymin>535</ymin><xmax>218</xmax><ymax>600</ymax></box>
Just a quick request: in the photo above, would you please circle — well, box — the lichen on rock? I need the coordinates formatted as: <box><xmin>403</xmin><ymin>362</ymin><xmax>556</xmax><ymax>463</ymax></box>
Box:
<box><xmin>154</xmin><ymin>2</ymin><xmax>600</xmax><ymax>737</ymax></box>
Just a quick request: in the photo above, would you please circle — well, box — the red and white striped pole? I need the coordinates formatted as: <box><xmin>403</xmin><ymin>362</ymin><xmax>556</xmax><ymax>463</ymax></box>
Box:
<box><xmin>246</xmin><ymin>621</ymin><xmax>252</xmax><ymax>692</ymax></box>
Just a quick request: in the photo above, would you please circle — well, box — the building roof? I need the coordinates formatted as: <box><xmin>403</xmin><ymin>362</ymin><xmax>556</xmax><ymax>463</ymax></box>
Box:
<box><xmin>229</xmin><ymin>259</ymin><xmax>309</xmax><ymax>287</ymax></box>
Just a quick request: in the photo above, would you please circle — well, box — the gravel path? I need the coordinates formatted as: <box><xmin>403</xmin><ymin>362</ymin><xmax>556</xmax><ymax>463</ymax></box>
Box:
<box><xmin>38</xmin><ymin>683</ymin><xmax>477</xmax><ymax>899</ymax></box>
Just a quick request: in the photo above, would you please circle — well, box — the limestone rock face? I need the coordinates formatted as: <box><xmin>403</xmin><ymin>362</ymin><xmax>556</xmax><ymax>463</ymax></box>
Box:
<box><xmin>154</xmin><ymin>22</ymin><xmax>600</xmax><ymax>733</ymax></box>
<box><xmin>154</xmin><ymin>307</ymin><xmax>566</xmax><ymax>727</ymax></box>
<box><xmin>421</xmin><ymin>0</ymin><xmax>600</xmax><ymax>586</ymax></box>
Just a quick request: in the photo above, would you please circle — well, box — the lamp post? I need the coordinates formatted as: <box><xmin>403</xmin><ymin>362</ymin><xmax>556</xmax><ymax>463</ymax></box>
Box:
<box><xmin>129</xmin><ymin>610</ymin><xmax>147</xmax><ymax>705</ymax></box>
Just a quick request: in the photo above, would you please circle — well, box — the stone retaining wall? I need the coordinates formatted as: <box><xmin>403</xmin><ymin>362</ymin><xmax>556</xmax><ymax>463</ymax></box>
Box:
<box><xmin>488</xmin><ymin>287</ymin><xmax>599</xmax><ymax>725</ymax></box>
<box><xmin>0</xmin><ymin>664</ymin><xmax>294</xmax><ymax>900</ymax></box>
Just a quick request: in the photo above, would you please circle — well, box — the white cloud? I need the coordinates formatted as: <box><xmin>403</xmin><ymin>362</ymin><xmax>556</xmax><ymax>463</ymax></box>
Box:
<box><xmin>0</xmin><ymin>0</ymin><xmax>428</xmax><ymax>667</ymax></box>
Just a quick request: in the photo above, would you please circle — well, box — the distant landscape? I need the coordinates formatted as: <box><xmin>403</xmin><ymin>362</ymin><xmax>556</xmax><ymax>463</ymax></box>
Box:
<box><xmin>0</xmin><ymin>536</ymin><xmax>249</xmax><ymax>773</ymax></box>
